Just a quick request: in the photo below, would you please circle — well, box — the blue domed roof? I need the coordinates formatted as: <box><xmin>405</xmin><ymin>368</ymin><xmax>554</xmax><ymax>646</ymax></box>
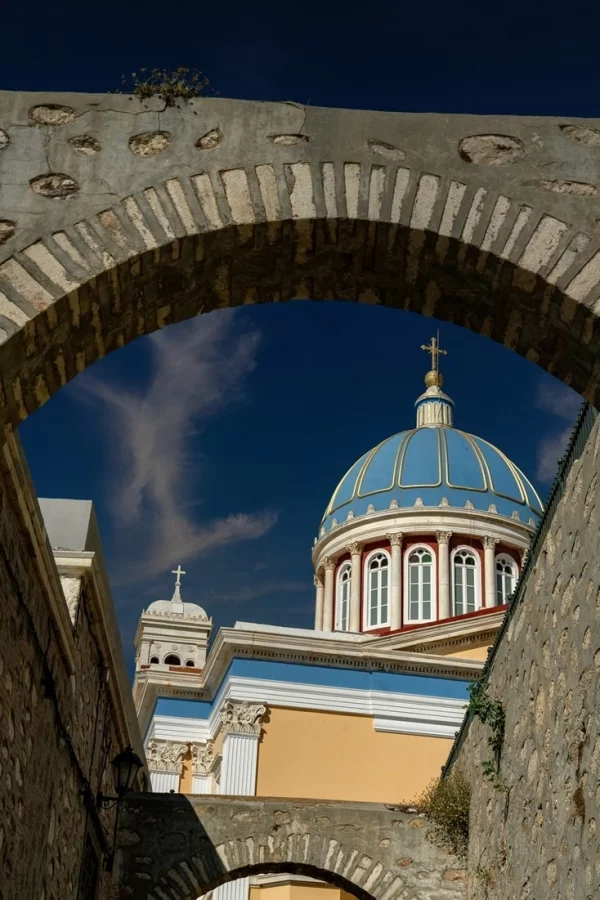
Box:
<box><xmin>321</xmin><ymin>425</ymin><xmax>543</xmax><ymax>532</ymax></box>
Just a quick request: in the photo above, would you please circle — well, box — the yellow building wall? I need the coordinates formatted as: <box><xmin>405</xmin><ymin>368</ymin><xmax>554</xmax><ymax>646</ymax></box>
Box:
<box><xmin>256</xmin><ymin>707</ymin><xmax>451</xmax><ymax>803</ymax></box>
<box><xmin>250</xmin><ymin>882</ymin><xmax>353</xmax><ymax>900</ymax></box>
<box><xmin>439</xmin><ymin>644</ymin><xmax>490</xmax><ymax>661</ymax></box>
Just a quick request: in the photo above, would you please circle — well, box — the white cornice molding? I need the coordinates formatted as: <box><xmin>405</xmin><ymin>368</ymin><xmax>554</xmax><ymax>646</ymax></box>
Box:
<box><xmin>313</xmin><ymin>505</ymin><xmax>533</xmax><ymax>568</ymax></box>
<box><xmin>148</xmin><ymin>675</ymin><xmax>467</xmax><ymax>743</ymax></box>
<box><xmin>135</xmin><ymin>625</ymin><xmax>485</xmax><ymax>735</ymax></box>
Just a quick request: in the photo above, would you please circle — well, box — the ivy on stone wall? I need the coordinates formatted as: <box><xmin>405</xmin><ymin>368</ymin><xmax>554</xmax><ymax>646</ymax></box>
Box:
<box><xmin>467</xmin><ymin>677</ymin><xmax>507</xmax><ymax>791</ymax></box>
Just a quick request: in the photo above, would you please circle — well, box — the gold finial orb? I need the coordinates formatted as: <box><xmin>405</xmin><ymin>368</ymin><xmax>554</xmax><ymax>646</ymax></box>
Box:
<box><xmin>425</xmin><ymin>369</ymin><xmax>444</xmax><ymax>388</ymax></box>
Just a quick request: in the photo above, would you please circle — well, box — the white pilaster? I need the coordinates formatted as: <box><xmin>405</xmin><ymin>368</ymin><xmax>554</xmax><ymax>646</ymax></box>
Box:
<box><xmin>213</xmin><ymin>701</ymin><xmax>267</xmax><ymax>900</ymax></box>
<box><xmin>313</xmin><ymin>573</ymin><xmax>324</xmax><ymax>630</ymax></box>
<box><xmin>322</xmin><ymin>558</ymin><xmax>336</xmax><ymax>632</ymax></box>
<box><xmin>149</xmin><ymin>771</ymin><xmax>180</xmax><ymax>792</ymax></box>
<box><xmin>347</xmin><ymin>542</ymin><xmax>363</xmax><ymax>632</ymax></box>
<box><xmin>387</xmin><ymin>533</ymin><xmax>403</xmax><ymax>630</ymax></box>
<box><xmin>436</xmin><ymin>532</ymin><xmax>452</xmax><ymax>619</ymax></box>
<box><xmin>483</xmin><ymin>537</ymin><xmax>499</xmax><ymax>607</ymax></box>
<box><xmin>192</xmin><ymin>774</ymin><xmax>212</xmax><ymax>794</ymax></box>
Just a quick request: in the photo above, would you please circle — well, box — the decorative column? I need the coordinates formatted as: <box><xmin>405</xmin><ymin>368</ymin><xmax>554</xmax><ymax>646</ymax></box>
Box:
<box><xmin>322</xmin><ymin>558</ymin><xmax>336</xmax><ymax>632</ymax></box>
<box><xmin>347</xmin><ymin>542</ymin><xmax>363</xmax><ymax>632</ymax></box>
<box><xmin>314</xmin><ymin>573</ymin><xmax>324</xmax><ymax>630</ymax></box>
<box><xmin>387</xmin><ymin>533</ymin><xmax>403</xmax><ymax>630</ymax></box>
<box><xmin>145</xmin><ymin>740</ymin><xmax>187</xmax><ymax>792</ymax></box>
<box><xmin>436</xmin><ymin>532</ymin><xmax>452</xmax><ymax>620</ymax></box>
<box><xmin>483</xmin><ymin>537</ymin><xmax>499</xmax><ymax>607</ymax></box>
<box><xmin>190</xmin><ymin>741</ymin><xmax>215</xmax><ymax>794</ymax></box>
<box><xmin>214</xmin><ymin>700</ymin><xmax>268</xmax><ymax>900</ymax></box>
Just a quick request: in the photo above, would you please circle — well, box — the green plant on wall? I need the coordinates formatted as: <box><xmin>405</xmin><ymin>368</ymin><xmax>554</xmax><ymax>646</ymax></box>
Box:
<box><xmin>468</xmin><ymin>677</ymin><xmax>507</xmax><ymax>791</ymax></box>
<box><xmin>119</xmin><ymin>68</ymin><xmax>217</xmax><ymax>107</ymax></box>
<box><xmin>418</xmin><ymin>767</ymin><xmax>471</xmax><ymax>858</ymax></box>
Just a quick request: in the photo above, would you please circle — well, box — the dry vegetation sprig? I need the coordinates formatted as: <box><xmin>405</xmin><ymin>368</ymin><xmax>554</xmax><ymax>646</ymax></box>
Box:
<box><xmin>417</xmin><ymin>767</ymin><xmax>471</xmax><ymax>859</ymax></box>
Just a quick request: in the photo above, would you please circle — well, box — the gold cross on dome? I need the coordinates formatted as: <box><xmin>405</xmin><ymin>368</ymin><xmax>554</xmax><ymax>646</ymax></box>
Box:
<box><xmin>420</xmin><ymin>331</ymin><xmax>447</xmax><ymax>374</ymax></box>
<box><xmin>172</xmin><ymin>564</ymin><xmax>186</xmax><ymax>588</ymax></box>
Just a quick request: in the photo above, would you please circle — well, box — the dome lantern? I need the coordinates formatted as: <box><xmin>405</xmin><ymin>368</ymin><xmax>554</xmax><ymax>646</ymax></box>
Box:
<box><xmin>415</xmin><ymin>333</ymin><xmax>454</xmax><ymax>427</ymax></box>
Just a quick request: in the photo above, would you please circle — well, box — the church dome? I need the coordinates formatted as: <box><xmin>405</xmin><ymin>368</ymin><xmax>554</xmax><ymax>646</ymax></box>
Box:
<box><xmin>321</xmin><ymin>336</ymin><xmax>543</xmax><ymax>533</ymax></box>
<box><xmin>145</xmin><ymin>598</ymin><xmax>209</xmax><ymax>620</ymax></box>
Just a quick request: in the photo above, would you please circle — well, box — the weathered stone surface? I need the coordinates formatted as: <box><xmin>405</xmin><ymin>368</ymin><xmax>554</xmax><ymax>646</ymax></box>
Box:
<box><xmin>0</xmin><ymin>220</ymin><xmax>15</xmax><ymax>244</ymax></box>
<box><xmin>29</xmin><ymin>172</ymin><xmax>79</xmax><ymax>198</ymax></box>
<box><xmin>115</xmin><ymin>795</ymin><xmax>466</xmax><ymax>900</ymax></box>
<box><xmin>68</xmin><ymin>134</ymin><xmax>101</xmax><ymax>154</ymax></box>
<box><xmin>28</xmin><ymin>104</ymin><xmax>75</xmax><ymax>125</ymax></box>
<box><xmin>458</xmin><ymin>134</ymin><xmax>525</xmax><ymax>165</ymax></box>
<box><xmin>455</xmin><ymin>412</ymin><xmax>600</xmax><ymax>900</ymax></box>
<box><xmin>129</xmin><ymin>130</ymin><xmax>171</xmax><ymax>156</ymax></box>
<box><xmin>0</xmin><ymin>90</ymin><xmax>598</xmax><ymax>429</ymax></box>
<box><xmin>0</xmin><ymin>434</ymin><xmax>144</xmax><ymax>900</ymax></box>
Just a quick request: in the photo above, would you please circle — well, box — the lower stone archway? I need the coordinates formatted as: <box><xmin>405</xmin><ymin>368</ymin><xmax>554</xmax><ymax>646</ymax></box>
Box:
<box><xmin>114</xmin><ymin>794</ymin><xmax>466</xmax><ymax>900</ymax></box>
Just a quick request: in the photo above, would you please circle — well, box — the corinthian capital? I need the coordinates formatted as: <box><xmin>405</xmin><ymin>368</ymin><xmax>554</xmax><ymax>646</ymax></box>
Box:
<box><xmin>346</xmin><ymin>541</ymin><xmax>363</xmax><ymax>556</ymax></box>
<box><xmin>145</xmin><ymin>739</ymin><xmax>187</xmax><ymax>773</ymax></box>
<box><xmin>324</xmin><ymin>557</ymin><xmax>336</xmax><ymax>571</ymax></box>
<box><xmin>191</xmin><ymin>741</ymin><xmax>215</xmax><ymax>775</ymax></box>
<box><xmin>436</xmin><ymin>531</ymin><xmax>452</xmax><ymax>545</ymax></box>
<box><xmin>220</xmin><ymin>699</ymin><xmax>267</xmax><ymax>736</ymax></box>
<box><xmin>483</xmin><ymin>536</ymin><xmax>499</xmax><ymax>551</ymax></box>
<box><xmin>386</xmin><ymin>532</ymin><xmax>403</xmax><ymax>547</ymax></box>
<box><xmin>313</xmin><ymin>573</ymin><xmax>323</xmax><ymax>588</ymax></box>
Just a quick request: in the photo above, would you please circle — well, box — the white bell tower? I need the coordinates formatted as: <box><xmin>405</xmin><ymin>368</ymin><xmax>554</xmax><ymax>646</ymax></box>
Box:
<box><xmin>133</xmin><ymin>565</ymin><xmax>212</xmax><ymax>672</ymax></box>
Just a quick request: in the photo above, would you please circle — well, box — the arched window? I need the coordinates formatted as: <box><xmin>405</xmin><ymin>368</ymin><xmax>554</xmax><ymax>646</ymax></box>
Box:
<box><xmin>495</xmin><ymin>554</ymin><xmax>517</xmax><ymax>605</ymax></box>
<box><xmin>364</xmin><ymin>551</ymin><xmax>390</xmax><ymax>628</ymax></box>
<box><xmin>185</xmin><ymin>659</ymin><xmax>195</xmax><ymax>667</ymax></box>
<box><xmin>452</xmin><ymin>548</ymin><xmax>480</xmax><ymax>615</ymax></box>
<box><xmin>406</xmin><ymin>546</ymin><xmax>435</xmax><ymax>622</ymax></box>
<box><xmin>164</xmin><ymin>654</ymin><xmax>181</xmax><ymax>665</ymax></box>
<box><xmin>150</xmin><ymin>656</ymin><xmax>159</xmax><ymax>664</ymax></box>
<box><xmin>336</xmin><ymin>563</ymin><xmax>352</xmax><ymax>631</ymax></box>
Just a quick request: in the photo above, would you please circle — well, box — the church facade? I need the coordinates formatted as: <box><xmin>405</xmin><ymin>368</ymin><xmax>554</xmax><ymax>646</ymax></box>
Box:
<box><xmin>132</xmin><ymin>339</ymin><xmax>542</xmax><ymax>900</ymax></box>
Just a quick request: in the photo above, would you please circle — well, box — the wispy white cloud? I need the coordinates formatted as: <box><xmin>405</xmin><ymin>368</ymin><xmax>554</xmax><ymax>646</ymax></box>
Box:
<box><xmin>535</xmin><ymin>380</ymin><xmax>580</xmax><ymax>482</ymax></box>
<box><xmin>74</xmin><ymin>310</ymin><xmax>277</xmax><ymax>580</ymax></box>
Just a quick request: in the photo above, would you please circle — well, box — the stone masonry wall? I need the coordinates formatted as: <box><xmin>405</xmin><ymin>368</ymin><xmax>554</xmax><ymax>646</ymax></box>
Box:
<box><xmin>0</xmin><ymin>441</ymin><xmax>140</xmax><ymax>900</ymax></box>
<box><xmin>455</xmin><ymin>413</ymin><xmax>600</xmax><ymax>899</ymax></box>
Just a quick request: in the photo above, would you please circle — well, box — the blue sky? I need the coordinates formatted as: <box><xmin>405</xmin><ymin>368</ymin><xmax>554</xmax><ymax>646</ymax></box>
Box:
<box><xmin>2</xmin><ymin>0</ymin><xmax>590</xmax><ymax>667</ymax></box>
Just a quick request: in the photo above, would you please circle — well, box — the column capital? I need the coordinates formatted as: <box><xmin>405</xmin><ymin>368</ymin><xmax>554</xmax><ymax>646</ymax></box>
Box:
<box><xmin>436</xmin><ymin>530</ymin><xmax>453</xmax><ymax>544</ymax></box>
<box><xmin>220</xmin><ymin>699</ymin><xmax>267</xmax><ymax>736</ymax></box>
<box><xmin>313</xmin><ymin>573</ymin><xmax>323</xmax><ymax>587</ymax></box>
<box><xmin>345</xmin><ymin>541</ymin><xmax>363</xmax><ymax>556</ymax></box>
<box><xmin>146</xmin><ymin>739</ymin><xmax>187</xmax><ymax>772</ymax></box>
<box><xmin>324</xmin><ymin>557</ymin><xmax>337</xmax><ymax>571</ymax></box>
<box><xmin>521</xmin><ymin>548</ymin><xmax>530</xmax><ymax>566</ymax></box>
<box><xmin>191</xmin><ymin>741</ymin><xmax>215</xmax><ymax>775</ymax></box>
<box><xmin>483</xmin><ymin>536</ymin><xmax>499</xmax><ymax>550</ymax></box>
<box><xmin>386</xmin><ymin>532</ymin><xmax>404</xmax><ymax>546</ymax></box>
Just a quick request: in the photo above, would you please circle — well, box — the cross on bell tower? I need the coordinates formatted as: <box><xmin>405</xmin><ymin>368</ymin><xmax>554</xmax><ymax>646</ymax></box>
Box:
<box><xmin>171</xmin><ymin>564</ymin><xmax>186</xmax><ymax>603</ymax></box>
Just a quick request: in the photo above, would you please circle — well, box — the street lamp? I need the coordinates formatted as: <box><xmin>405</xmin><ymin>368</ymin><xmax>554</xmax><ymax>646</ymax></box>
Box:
<box><xmin>98</xmin><ymin>745</ymin><xmax>144</xmax><ymax>871</ymax></box>
<box><xmin>98</xmin><ymin>745</ymin><xmax>144</xmax><ymax>808</ymax></box>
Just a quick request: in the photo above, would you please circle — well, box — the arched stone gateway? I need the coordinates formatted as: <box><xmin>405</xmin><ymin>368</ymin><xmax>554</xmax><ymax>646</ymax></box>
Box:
<box><xmin>114</xmin><ymin>795</ymin><xmax>466</xmax><ymax>900</ymax></box>
<box><xmin>0</xmin><ymin>93</ymin><xmax>600</xmax><ymax>431</ymax></box>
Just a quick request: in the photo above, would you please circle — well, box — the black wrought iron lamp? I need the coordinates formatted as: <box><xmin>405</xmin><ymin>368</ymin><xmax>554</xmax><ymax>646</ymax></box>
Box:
<box><xmin>98</xmin><ymin>745</ymin><xmax>144</xmax><ymax>870</ymax></box>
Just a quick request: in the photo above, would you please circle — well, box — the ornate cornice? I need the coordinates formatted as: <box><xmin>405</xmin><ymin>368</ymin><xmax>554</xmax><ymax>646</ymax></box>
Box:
<box><xmin>483</xmin><ymin>536</ymin><xmax>500</xmax><ymax>550</ymax></box>
<box><xmin>436</xmin><ymin>530</ymin><xmax>452</xmax><ymax>544</ymax></box>
<box><xmin>220</xmin><ymin>699</ymin><xmax>267</xmax><ymax>736</ymax></box>
<box><xmin>386</xmin><ymin>532</ymin><xmax>403</xmax><ymax>547</ymax></box>
<box><xmin>191</xmin><ymin>741</ymin><xmax>215</xmax><ymax>775</ymax></box>
<box><xmin>146</xmin><ymin>739</ymin><xmax>187</xmax><ymax>772</ymax></box>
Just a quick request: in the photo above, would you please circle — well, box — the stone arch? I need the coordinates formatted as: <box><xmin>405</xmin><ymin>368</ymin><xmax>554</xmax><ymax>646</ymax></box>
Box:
<box><xmin>0</xmin><ymin>93</ymin><xmax>600</xmax><ymax>434</ymax></box>
<box><xmin>115</xmin><ymin>795</ymin><xmax>466</xmax><ymax>900</ymax></box>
